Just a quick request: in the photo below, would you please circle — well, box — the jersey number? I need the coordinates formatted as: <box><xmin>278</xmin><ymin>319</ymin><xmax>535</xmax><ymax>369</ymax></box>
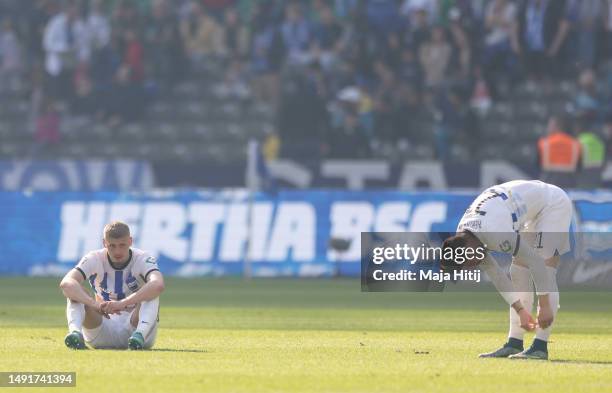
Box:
<box><xmin>535</xmin><ymin>232</ymin><xmax>543</xmax><ymax>249</ymax></box>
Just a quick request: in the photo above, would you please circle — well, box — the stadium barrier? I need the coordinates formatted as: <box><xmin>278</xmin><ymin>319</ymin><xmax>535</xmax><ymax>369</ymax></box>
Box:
<box><xmin>2</xmin><ymin>190</ymin><xmax>612</xmax><ymax>284</ymax></box>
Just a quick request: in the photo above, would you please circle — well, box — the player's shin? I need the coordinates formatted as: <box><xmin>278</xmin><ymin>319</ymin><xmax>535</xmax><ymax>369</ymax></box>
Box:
<box><xmin>508</xmin><ymin>264</ymin><xmax>534</xmax><ymax>344</ymax></box>
<box><xmin>136</xmin><ymin>297</ymin><xmax>159</xmax><ymax>340</ymax></box>
<box><xmin>66</xmin><ymin>298</ymin><xmax>85</xmax><ymax>333</ymax></box>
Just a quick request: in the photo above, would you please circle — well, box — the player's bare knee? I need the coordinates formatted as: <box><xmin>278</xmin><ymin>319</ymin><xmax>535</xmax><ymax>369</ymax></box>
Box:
<box><xmin>511</xmin><ymin>257</ymin><xmax>528</xmax><ymax>268</ymax></box>
<box><xmin>545</xmin><ymin>255</ymin><xmax>560</xmax><ymax>268</ymax></box>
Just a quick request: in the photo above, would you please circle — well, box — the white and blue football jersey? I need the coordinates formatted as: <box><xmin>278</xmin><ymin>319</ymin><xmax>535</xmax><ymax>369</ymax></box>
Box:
<box><xmin>74</xmin><ymin>248</ymin><xmax>160</xmax><ymax>301</ymax></box>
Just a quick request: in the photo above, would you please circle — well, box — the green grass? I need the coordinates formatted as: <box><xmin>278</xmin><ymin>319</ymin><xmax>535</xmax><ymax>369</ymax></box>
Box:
<box><xmin>1</xmin><ymin>278</ymin><xmax>612</xmax><ymax>392</ymax></box>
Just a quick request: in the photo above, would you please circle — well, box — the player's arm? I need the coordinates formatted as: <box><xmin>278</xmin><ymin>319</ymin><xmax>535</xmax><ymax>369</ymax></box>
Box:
<box><xmin>103</xmin><ymin>270</ymin><xmax>165</xmax><ymax>315</ymax></box>
<box><xmin>122</xmin><ymin>270</ymin><xmax>165</xmax><ymax>307</ymax></box>
<box><xmin>480</xmin><ymin>254</ymin><xmax>536</xmax><ymax>331</ymax></box>
<box><xmin>59</xmin><ymin>269</ymin><xmax>99</xmax><ymax>309</ymax></box>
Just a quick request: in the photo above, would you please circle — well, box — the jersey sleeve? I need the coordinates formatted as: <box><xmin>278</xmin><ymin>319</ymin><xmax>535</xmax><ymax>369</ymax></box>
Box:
<box><xmin>480</xmin><ymin>254</ymin><xmax>520</xmax><ymax>306</ymax></box>
<box><xmin>74</xmin><ymin>252</ymin><xmax>96</xmax><ymax>281</ymax></box>
<box><xmin>135</xmin><ymin>254</ymin><xmax>160</xmax><ymax>282</ymax></box>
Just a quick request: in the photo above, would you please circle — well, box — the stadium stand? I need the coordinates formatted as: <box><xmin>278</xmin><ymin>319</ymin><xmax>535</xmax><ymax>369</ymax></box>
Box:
<box><xmin>0</xmin><ymin>0</ymin><xmax>610</xmax><ymax>166</ymax></box>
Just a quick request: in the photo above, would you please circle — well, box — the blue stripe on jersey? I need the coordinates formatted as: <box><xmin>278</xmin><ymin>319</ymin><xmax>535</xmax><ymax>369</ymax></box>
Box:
<box><xmin>88</xmin><ymin>274</ymin><xmax>97</xmax><ymax>294</ymax></box>
<box><xmin>115</xmin><ymin>271</ymin><xmax>125</xmax><ymax>300</ymax></box>
<box><xmin>100</xmin><ymin>273</ymin><xmax>110</xmax><ymax>301</ymax></box>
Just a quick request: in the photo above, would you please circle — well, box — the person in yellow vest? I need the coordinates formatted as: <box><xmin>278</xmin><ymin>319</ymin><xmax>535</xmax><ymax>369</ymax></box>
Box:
<box><xmin>537</xmin><ymin>115</ymin><xmax>581</xmax><ymax>188</ymax></box>
<box><xmin>577</xmin><ymin>128</ymin><xmax>605</xmax><ymax>188</ymax></box>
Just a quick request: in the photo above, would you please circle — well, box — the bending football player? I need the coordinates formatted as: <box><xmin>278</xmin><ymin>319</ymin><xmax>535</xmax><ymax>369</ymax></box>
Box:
<box><xmin>442</xmin><ymin>180</ymin><xmax>572</xmax><ymax>360</ymax></box>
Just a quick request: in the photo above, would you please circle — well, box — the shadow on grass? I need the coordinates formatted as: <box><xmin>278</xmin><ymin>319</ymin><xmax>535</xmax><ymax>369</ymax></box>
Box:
<box><xmin>151</xmin><ymin>348</ymin><xmax>207</xmax><ymax>353</ymax></box>
<box><xmin>550</xmin><ymin>359</ymin><xmax>612</xmax><ymax>366</ymax></box>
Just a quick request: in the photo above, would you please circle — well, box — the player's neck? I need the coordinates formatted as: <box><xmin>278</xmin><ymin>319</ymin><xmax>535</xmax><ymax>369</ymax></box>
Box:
<box><xmin>106</xmin><ymin>249</ymin><xmax>133</xmax><ymax>270</ymax></box>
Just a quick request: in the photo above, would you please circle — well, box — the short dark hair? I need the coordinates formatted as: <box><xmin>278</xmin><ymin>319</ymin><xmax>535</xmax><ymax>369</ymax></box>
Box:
<box><xmin>103</xmin><ymin>221</ymin><xmax>130</xmax><ymax>240</ymax></box>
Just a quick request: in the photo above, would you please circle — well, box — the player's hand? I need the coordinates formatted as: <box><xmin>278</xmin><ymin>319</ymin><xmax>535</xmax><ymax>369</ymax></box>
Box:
<box><xmin>537</xmin><ymin>304</ymin><xmax>554</xmax><ymax>329</ymax></box>
<box><xmin>95</xmin><ymin>301</ymin><xmax>111</xmax><ymax>319</ymax></box>
<box><xmin>518</xmin><ymin>308</ymin><xmax>536</xmax><ymax>331</ymax></box>
<box><xmin>102</xmin><ymin>300</ymin><xmax>128</xmax><ymax>315</ymax></box>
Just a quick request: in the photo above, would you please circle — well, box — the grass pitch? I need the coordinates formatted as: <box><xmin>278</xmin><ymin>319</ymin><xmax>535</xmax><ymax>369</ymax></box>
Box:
<box><xmin>1</xmin><ymin>277</ymin><xmax>611</xmax><ymax>392</ymax></box>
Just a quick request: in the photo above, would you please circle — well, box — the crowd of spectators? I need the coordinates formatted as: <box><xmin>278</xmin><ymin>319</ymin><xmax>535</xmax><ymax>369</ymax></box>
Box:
<box><xmin>1</xmin><ymin>0</ymin><xmax>612</xmax><ymax>160</ymax></box>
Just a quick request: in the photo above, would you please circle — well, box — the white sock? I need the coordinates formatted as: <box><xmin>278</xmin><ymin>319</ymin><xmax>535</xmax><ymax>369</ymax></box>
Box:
<box><xmin>536</xmin><ymin>266</ymin><xmax>559</xmax><ymax>342</ymax></box>
<box><xmin>508</xmin><ymin>264</ymin><xmax>534</xmax><ymax>341</ymax></box>
<box><xmin>66</xmin><ymin>298</ymin><xmax>85</xmax><ymax>333</ymax></box>
<box><xmin>136</xmin><ymin>297</ymin><xmax>159</xmax><ymax>340</ymax></box>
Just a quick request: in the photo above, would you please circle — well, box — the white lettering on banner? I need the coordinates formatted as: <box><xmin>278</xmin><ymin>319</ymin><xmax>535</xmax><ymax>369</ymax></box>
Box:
<box><xmin>247</xmin><ymin>203</ymin><xmax>274</xmax><ymax>261</ymax></box>
<box><xmin>56</xmin><ymin>200</ymin><xmax>449</xmax><ymax>264</ymax></box>
<box><xmin>328</xmin><ymin>202</ymin><xmax>374</xmax><ymax>261</ymax></box>
<box><xmin>219</xmin><ymin>203</ymin><xmax>249</xmax><ymax>261</ymax></box>
<box><xmin>189</xmin><ymin>203</ymin><xmax>226</xmax><ymax>261</ymax></box>
<box><xmin>139</xmin><ymin>203</ymin><xmax>188</xmax><ymax>261</ymax></box>
<box><xmin>408</xmin><ymin>202</ymin><xmax>447</xmax><ymax>232</ymax></box>
<box><xmin>267</xmin><ymin>203</ymin><xmax>315</xmax><ymax>261</ymax></box>
<box><xmin>374</xmin><ymin>202</ymin><xmax>411</xmax><ymax>232</ymax></box>
<box><xmin>58</xmin><ymin>202</ymin><xmax>108</xmax><ymax>261</ymax></box>
<box><xmin>108</xmin><ymin>203</ymin><xmax>142</xmax><ymax>241</ymax></box>
<box><xmin>328</xmin><ymin>201</ymin><xmax>448</xmax><ymax>261</ymax></box>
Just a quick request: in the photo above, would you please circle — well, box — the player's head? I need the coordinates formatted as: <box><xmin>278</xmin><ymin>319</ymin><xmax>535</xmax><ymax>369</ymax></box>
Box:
<box><xmin>440</xmin><ymin>231</ymin><xmax>484</xmax><ymax>272</ymax></box>
<box><xmin>103</xmin><ymin>221</ymin><xmax>133</xmax><ymax>263</ymax></box>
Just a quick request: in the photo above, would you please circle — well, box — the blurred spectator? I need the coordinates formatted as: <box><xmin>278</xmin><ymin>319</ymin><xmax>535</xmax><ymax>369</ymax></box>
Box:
<box><xmin>277</xmin><ymin>67</ymin><xmax>328</xmax><ymax>160</ymax></box>
<box><xmin>220</xmin><ymin>7</ymin><xmax>249</xmax><ymax>59</ymax></box>
<box><xmin>372</xmin><ymin>60</ymin><xmax>397</xmax><ymax>141</ymax></box>
<box><xmin>88</xmin><ymin>0</ymin><xmax>111</xmax><ymax>56</ymax></box>
<box><xmin>448</xmin><ymin>9</ymin><xmax>471</xmax><ymax>80</ymax></box>
<box><xmin>123</xmin><ymin>28</ymin><xmax>144</xmax><ymax>82</ymax></box>
<box><xmin>419</xmin><ymin>26</ymin><xmax>451</xmax><ymax>89</ymax></box>
<box><xmin>537</xmin><ymin>115</ymin><xmax>581</xmax><ymax>188</ymax></box>
<box><xmin>180</xmin><ymin>1</ymin><xmax>224</xmax><ymax>63</ymax></box>
<box><xmin>249</xmin><ymin>3</ymin><xmax>285</xmax><ymax>107</ymax></box>
<box><xmin>280</xmin><ymin>2</ymin><xmax>311</xmax><ymax>65</ymax></box>
<box><xmin>43</xmin><ymin>2</ymin><xmax>79</xmax><ymax>101</ymax></box>
<box><xmin>311</xmin><ymin>4</ymin><xmax>343</xmax><ymax>71</ymax></box>
<box><xmin>435</xmin><ymin>86</ymin><xmax>480</xmax><ymax>160</ymax></box>
<box><xmin>145</xmin><ymin>0</ymin><xmax>184</xmax><ymax>89</ymax></box>
<box><xmin>397</xmin><ymin>47</ymin><xmax>421</xmax><ymax>89</ymax></box>
<box><xmin>400</xmin><ymin>2</ymin><xmax>432</xmax><ymax>50</ymax></box>
<box><xmin>570</xmin><ymin>0</ymin><xmax>608</xmax><ymax>69</ymax></box>
<box><xmin>400</xmin><ymin>0</ymin><xmax>439</xmax><ymax>25</ymax></box>
<box><xmin>100</xmin><ymin>64</ymin><xmax>146</xmax><ymax>127</ymax></box>
<box><xmin>572</xmin><ymin>68</ymin><xmax>602</xmax><ymax>128</ymax></box>
<box><xmin>470</xmin><ymin>67</ymin><xmax>492</xmax><ymax>116</ymax></box>
<box><xmin>482</xmin><ymin>0</ymin><xmax>518</xmax><ymax>98</ymax></box>
<box><xmin>0</xmin><ymin>18</ymin><xmax>22</xmax><ymax>93</ymax></box>
<box><xmin>513</xmin><ymin>0</ymin><xmax>573</xmax><ymax>80</ymax></box>
<box><xmin>365</xmin><ymin>0</ymin><xmax>401</xmax><ymax>39</ymax></box>
<box><xmin>577</xmin><ymin>125</ymin><xmax>606</xmax><ymax>188</ymax></box>
<box><xmin>72</xmin><ymin>2</ymin><xmax>93</xmax><ymax>67</ymax></box>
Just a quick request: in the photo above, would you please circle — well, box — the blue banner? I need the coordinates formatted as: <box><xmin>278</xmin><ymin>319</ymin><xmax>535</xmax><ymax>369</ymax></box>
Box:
<box><xmin>1</xmin><ymin>190</ymin><xmax>611</xmax><ymax>277</ymax></box>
